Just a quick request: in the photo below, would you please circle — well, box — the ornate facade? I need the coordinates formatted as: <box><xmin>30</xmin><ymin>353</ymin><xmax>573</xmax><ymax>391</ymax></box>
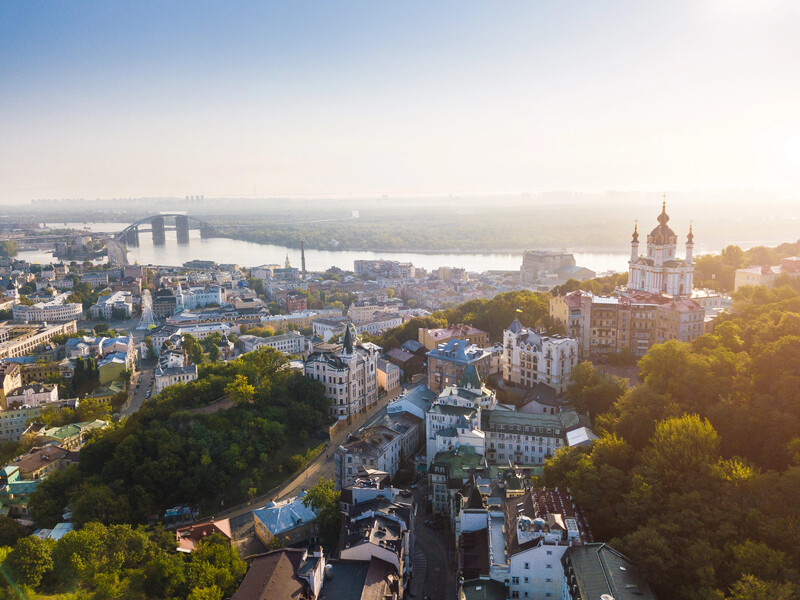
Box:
<box><xmin>628</xmin><ymin>201</ymin><xmax>694</xmax><ymax>296</ymax></box>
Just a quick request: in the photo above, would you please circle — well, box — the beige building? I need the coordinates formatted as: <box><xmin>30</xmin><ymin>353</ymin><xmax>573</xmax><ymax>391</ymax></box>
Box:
<box><xmin>419</xmin><ymin>323</ymin><xmax>489</xmax><ymax>350</ymax></box>
<box><xmin>734</xmin><ymin>257</ymin><xmax>800</xmax><ymax>291</ymax></box>
<box><xmin>550</xmin><ymin>290</ymin><xmax>704</xmax><ymax>359</ymax></box>
<box><xmin>304</xmin><ymin>325</ymin><xmax>380</xmax><ymax>421</ymax></box>
<box><xmin>0</xmin><ymin>321</ymin><xmax>78</xmax><ymax>360</ymax></box>
<box><xmin>502</xmin><ymin>319</ymin><xmax>577</xmax><ymax>395</ymax></box>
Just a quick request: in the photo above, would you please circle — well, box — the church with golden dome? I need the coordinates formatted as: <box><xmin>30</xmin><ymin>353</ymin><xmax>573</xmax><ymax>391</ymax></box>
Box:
<box><xmin>628</xmin><ymin>200</ymin><xmax>694</xmax><ymax>297</ymax></box>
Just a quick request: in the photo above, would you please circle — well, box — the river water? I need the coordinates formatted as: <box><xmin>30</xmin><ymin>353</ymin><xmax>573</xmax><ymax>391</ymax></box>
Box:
<box><xmin>15</xmin><ymin>221</ymin><xmax>778</xmax><ymax>275</ymax></box>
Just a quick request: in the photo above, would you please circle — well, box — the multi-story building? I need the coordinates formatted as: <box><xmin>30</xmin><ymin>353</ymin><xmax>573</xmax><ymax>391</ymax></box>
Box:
<box><xmin>429</xmin><ymin>445</ymin><xmax>488</xmax><ymax>517</ymax></box>
<box><xmin>340</xmin><ymin>490</ymin><xmax>414</xmax><ymax>585</ymax></box>
<box><xmin>427</xmin><ymin>338</ymin><xmax>492</xmax><ymax>394</ymax></box>
<box><xmin>0</xmin><ymin>362</ymin><xmax>22</xmax><ymax>402</ymax></box>
<box><xmin>153</xmin><ymin>364</ymin><xmax>198</xmax><ymax>394</ymax></box>
<box><xmin>734</xmin><ymin>257</ymin><xmax>800</xmax><ymax>291</ymax></box>
<box><xmin>419</xmin><ymin>323</ymin><xmax>489</xmax><ymax>350</ymax></box>
<box><xmin>174</xmin><ymin>284</ymin><xmax>226</xmax><ymax>310</ymax></box>
<box><xmin>354</xmin><ymin>259</ymin><xmax>415</xmax><ymax>279</ymax></box>
<box><xmin>482</xmin><ymin>409</ymin><xmax>580</xmax><ymax>467</ymax></box>
<box><xmin>502</xmin><ymin>320</ymin><xmax>577</xmax><ymax>395</ymax></box>
<box><xmin>6</xmin><ymin>383</ymin><xmax>58</xmax><ymax>408</ymax></box>
<box><xmin>347</xmin><ymin>299</ymin><xmax>402</xmax><ymax>323</ymax></box>
<box><xmin>355</xmin><ymin>312</ymin><xmax>403</xmax><ymax>336</ymax></box>
<box><xmin>376</xmin><ymin>358</ymin><xmax>400</xmax><ymax>393</ymax></box>
<box><xmin>261</xmin><ymin>310</ymin><xmax>319</xmax><ymax>331</ymax></box>
<box><xmin>284</xmin><ymin>291</ymin><xmax>307</xmax><ymax>313</ymax></box>
<box><xmin>550</xmin><ymin>290</ymin><xmax>705</xmax><ymax>360</ymax></box>
<box><xmin>11</xmin><ymin>293</ymin><xmax>83</xmax><ymax>322</ymax></box>
<box><xmin>457</xmin><ymin>483</ymin><xmax>594</xmax><ymax>600</ymax></box>
<box><xmin>520</xmin><ymin>251</ymin><xmax>577</xmax><ymax>285</ymax></box>
<box><xmin>304</xmin><ymin>324</ymin><xmax>380</xmax><ymax>421</ymax></box>
<box><xmin>238</xmin><ymin>331</ymin><xmax>311</xmax><ymax>356</ymax></box>
<box><xmin>90</xmin><ymin>290</ymin><xmax>133</xmax><ymax>320</ymax></box>
<box><xmin>80</xmin><ymin>272</ymin><xmax>109</xmax><ymax>288</ymax></box>
<box><xmin>150</xmin><ymin>322</ymin><xmax>239</xmax><ymax>356</ymax></box>
<box><xmin>152</xmin><ymin>288</ymin><xmax>177</xmax><ymax>318</ymax></box>
<box><xmin>0</xmin><ymin>321</ymin><xmax>77</xmax><ymax>359</ymax></box>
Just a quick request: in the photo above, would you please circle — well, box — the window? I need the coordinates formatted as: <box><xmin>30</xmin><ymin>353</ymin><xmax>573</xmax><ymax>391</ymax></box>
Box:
<box><xmin>524</xmin><ymin>577</ymin><xmax>529</xmax><ymax>583</ymax></box>
<box><xmin>512</xmin><ymin>577</ymin><xmax>519</xmax><ymax>585</ymax></box>
<box><xmin>546</xmin><ymin>578</ymin><xmax>552</xmax><ymax>583</ymax></box>
<box><xmin>546</xmin><ymin>564</ymin><xmax>552</xmax><ymax>569</ymax></box>
<box><xmin>546</xmin><ymin>550</ymin><xmax>552</xmax><ymax>555</ymax></box>
<box><xmin>524</xmin><ymin>562</ymin><xmax>529</xmax><ymax>569</ymax></box>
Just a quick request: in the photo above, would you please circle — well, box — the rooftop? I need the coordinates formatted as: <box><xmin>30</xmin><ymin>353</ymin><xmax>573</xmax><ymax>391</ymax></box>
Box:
<box><xmin>564</xmin><ymin>543</ymin><xmax>657</xmax><ymax>600</ymax></box>
<box><xmin>253</xmin><ymin>492</ymin><xmax>318</xmax><ymax>536</ymax></box>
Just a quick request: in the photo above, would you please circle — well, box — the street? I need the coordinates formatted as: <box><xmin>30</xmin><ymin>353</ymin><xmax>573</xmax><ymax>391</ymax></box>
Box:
<box><xmin>411</xmin><ymin>482</ymin><xmax>458</xmax><ymax>600</ymax></box>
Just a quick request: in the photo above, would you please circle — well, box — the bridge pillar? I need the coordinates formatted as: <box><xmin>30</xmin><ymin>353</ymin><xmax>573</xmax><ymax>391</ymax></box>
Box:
<box><xmin>151</xmin><ymin>216</ymin><xmax>166</xmax><ymax>246</ymax></box>
<box><xmin>176</xmin><ymin>215</ymin><xmax>190</xmax><ymax>244</ymax></box>
<box><xmin>125</xmin><ymin>226</ymin><xmax>139</xmax><ymax>247</ymax></box>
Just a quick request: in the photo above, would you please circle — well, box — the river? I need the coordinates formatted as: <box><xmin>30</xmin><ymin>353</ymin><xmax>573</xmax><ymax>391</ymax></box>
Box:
<box><xmin>15</xmin><ymin>221</ymin><xmax>786</xmax><ymax>275</ymax></box>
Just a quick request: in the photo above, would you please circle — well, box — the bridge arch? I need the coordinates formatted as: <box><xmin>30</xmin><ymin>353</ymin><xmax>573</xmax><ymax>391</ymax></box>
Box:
<box><xmin>116</xmin><ymin>214</ymin><xmax>217</xmax><ymax>246</ymax></box>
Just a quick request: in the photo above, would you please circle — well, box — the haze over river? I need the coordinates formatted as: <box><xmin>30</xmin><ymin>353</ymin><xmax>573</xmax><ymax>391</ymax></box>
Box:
<box><xmin>16</xmin><ymin>222</ymin><xmax>789</xmax><ymax>275</ymax></box>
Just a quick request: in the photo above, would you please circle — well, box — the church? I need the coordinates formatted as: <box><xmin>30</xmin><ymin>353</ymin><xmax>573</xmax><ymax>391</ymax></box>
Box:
<box><xmin>628</xmin><ymin>200</ymin><xmax>694</xmax><ymax>297</ymax></box>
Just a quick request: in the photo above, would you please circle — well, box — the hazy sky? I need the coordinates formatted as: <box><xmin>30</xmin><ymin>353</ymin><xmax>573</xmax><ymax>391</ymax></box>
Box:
<box><xmin>2</xmin><ymin>1</ymin><xmax>800</xmax><ymax>203</ymax></box>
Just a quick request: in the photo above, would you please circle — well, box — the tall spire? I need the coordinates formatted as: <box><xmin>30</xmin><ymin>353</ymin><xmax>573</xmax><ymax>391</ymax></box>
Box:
<box><xmin>342</xmin><ymin>323</ymin><xmax>356</xmax><ymax>355</ymax></box>
<box><xmin>631</xmin><ymin>220</ymin><xmax>639</xmax><ymax>243</ymax></box>
<box><xmin>686</xmin><ymin>221</ymin><xmax>694</xmax><ymax>244</ymax></box>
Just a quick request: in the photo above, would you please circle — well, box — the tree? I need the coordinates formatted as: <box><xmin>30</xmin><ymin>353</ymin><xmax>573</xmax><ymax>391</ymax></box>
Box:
<box><xmin>7</xmin><ymin>535</ymin><xmax>54</xmax><ymax>589</ymax></box>
<box><xmin>302</xmin><ymin>478</ymin><xmax>341</xmax><ymax>550</ymax></box>
<box><xmin>0</xmin><ymin>516</ymin><xmax>25</xmax><ymax>547</ymax></box>
<box><xmin>207</xmin><ymin>344</ymin><xmax>222</xmax><ymax>362</ymax></box>
<box><xmin>565</xmin><ymin>362</ymin><xmax>628</xmax><ymax>421</ymax></box>
<box><xmin>225</xmin><ymin>374</ymin><xmax>255</xmax><ymax>405</ymax></box>
<box><xmin>640</xmin><ymin>414</ymin><xmax>720</xmax><ymax>492</ymax></box>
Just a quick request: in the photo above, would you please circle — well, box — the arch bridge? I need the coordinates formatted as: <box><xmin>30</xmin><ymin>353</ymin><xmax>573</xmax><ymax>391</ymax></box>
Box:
<box><xmin>115</xmin><ymin>214</ymin><xmax>218</xmax><ymax>246</ymax></box>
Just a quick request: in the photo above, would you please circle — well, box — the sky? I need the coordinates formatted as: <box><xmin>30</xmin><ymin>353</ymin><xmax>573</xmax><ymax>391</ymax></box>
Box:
<box><xmin>1</xmin><ymin>1</ymin><xmax>800</xmax><ymax>203</ymax></box>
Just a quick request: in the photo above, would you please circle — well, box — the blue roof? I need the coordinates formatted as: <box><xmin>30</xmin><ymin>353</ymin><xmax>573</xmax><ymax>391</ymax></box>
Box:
<box><xmin>427</xmin><ymin>338</ymin><xmax>490</xmax><ymax>364</ymax></box>
<box><xmin>253</xmin><ymin>492</ymin><xmax>318</xmax><ymax>536</ymax></box>
<box><xmin>401</xmin><ymin>339</ymin><xmax>424</xmax><ymax>353</ymax></box>
<box><xmin>0</xmin><ymin>356</ymin><xmax>34</xmax><ymax>364</ymax></box>
<box><xmin>401</xmin><ymin>384</ymin><xmax>436</xmax><ymax>411</ymax></box>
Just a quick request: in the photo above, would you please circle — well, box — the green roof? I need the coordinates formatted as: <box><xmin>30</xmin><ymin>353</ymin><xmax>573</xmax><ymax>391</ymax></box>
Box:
<box><xmin>430</xmin><ymin>446</ymin><xmax>486</xmax><ymax>480</ymax></box>
<box><xmin>430</xmin><ymin>404</ymin><xmax>476</xmax><ymax>418</ymax></box>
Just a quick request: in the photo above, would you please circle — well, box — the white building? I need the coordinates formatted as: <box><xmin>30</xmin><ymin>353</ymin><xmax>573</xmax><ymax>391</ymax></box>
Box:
<box><xmin>90</xmin><ymin>291</ymin><xmax>133</xmax><ymax>320</ymax></box>
<box><xmin>238</xmin><ymin>331</ymin><xmax>311</xmax><ymax>356</ymax></box>
<box><xmin>154</xmin><ymin>364</ymin><xmax>198</xmax><ymax>394</ymax></box>
<box><xmin>356</xmin><ymin>313</ymin><xmax>403</xmax><ymax>336</ymax></box>
<box><xmin>627</xmin><ymin>200</ymin><xmax>694</xmax><ymax>296</ymax></box>
<box><xmin>6</xmin><ymin>383</ymin><xmax>58</xmax><ymax>408</ymax></box>
<box><xmin>456</xmin><ymin>486</ymin><xmax>591</xmax><ymax>600</ymax></box>
<box><xmin>502</xmin><ymin>320</ymin><xmax>578</xmax><ymax>395</ymax></box>
<box><xmin>304</xmin><ymin>324</ymin><xmax>380</xmax><ymax>421</ymax></box>
<box><xmin>12</xmin><ymin>293</ymin><xmax>83</xmax><ymax>322</ymax></box>
<box><xmin>174</xmin><ymin>284</ymin><xmax>226</xmax><ymax>310</ymax></box>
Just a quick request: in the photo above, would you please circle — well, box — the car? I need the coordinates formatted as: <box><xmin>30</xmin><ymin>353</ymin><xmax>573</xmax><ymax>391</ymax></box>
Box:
<box><xmin>145</xmin><ymin>391</ymin><xmax>151</xmax><ymax>398</ymax></box>
<box><xmin>410</xmin><ymin>483</ymin><xmax>417</xmax><ymax>489</ymax></box>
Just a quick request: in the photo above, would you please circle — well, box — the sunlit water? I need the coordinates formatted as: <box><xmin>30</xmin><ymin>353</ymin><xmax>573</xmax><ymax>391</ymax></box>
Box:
<box><xmin>16</xmin><ymin>221</ymin><xmax>790</xmax><ymax>275</ymax></box>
